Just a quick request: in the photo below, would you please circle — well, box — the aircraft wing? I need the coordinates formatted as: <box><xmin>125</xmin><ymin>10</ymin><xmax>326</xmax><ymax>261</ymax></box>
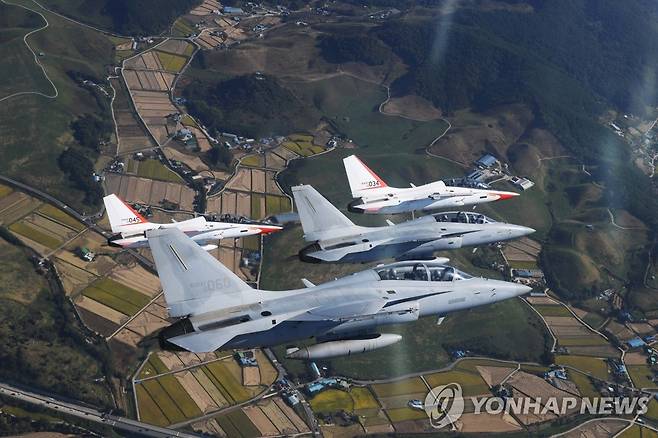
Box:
<box><xmin>169</xmin><ymin>309</ymin><xmax>308</xmax><ymax>352</ymax></box>
<box><xmin>307</xmin><ymin>297</ymin><xmax>387</xmax><ymax>320</ymax></box>
<box><xmin>316</xmin><ymin>238</ymin><xmax>397</xmax><ymax>262</ymax></box>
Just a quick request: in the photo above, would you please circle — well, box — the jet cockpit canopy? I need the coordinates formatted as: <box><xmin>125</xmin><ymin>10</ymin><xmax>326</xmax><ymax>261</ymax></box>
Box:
<box><xmin>374</xmin><ymin>260</ymin><xmax>473</xmax><ymax>282</ymax></box>
<box><xmin>432</xmin><ymin>211</ymin><xmax>496</xmax><ymax>224</ymax></box>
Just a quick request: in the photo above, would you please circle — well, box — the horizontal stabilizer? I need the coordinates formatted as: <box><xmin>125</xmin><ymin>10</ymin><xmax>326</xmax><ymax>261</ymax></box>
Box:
<box><xmin>301</xmin><ymin>278</ymin><xmax>315</xmax><ymax>288</ymax></box>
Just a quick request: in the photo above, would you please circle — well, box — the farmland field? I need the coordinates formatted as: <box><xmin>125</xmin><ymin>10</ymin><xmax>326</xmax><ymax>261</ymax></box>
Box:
<box><xmin>567</xmin><ymin>371</ymin><xmax>599</xmax><ymax>398</ymax></box>
<box><xmin>385</xmin><ymin>406</ymin><xmax>427</xmax><ymax>423</ymax></box>
<box><xmin>37</xmin><ymin>204</ymin><xmax>85</xmax><ymax>230</ymax></box>
<box><xmin>241</xmin><ymin>155</ymin><xmax>262</xmax><ymax>167</ymax></box>
<box><xmin>137</xmin><ymin>159</ymin><xmax>184</xmax><ymax>183</ymax></box>
<box><xmin>423</xmin><ymin>370</ymin><xmax>489</xmax><ymax>397</ymax></box>
<box><xmin>371</xmin><ymin>378</ymin><xmax>427</xmax><ymax>398</ymax></box>
<box><xmin>533</xmin><ymin>305</ymin><xmax>572</xmax><ymax>317</ymax></box>
<box><xmin>558</xmin><ymin>336</ymin><xmax>609</xmax><ymax>346</ymax></box>
<box><xmin>157</xmin><ymin>374</ymin><xmax>202</xmax><ymax>418</ymax></box>
<box><xmin>136</xmin><ymin>384</ymin><xmax>167</xmax><ymax>426</ymax></box>
<box><xmin>0</xmin><ymin>185</ymin><xmax>12</xmax><ymax>198</ymax></box>
<box><xmin>140</xmin><ymin>379</ymin><xmax>186</xmax><ymax>424</ymax></box>
<box><xmin>351</xmin><ymin>387</ymin><xmax>380</xmax><ymax>411</ymax></box>
<box><xmin>310</xmin><ymin>389</ymin><xmax>353</xmax><ymax>413</ymax></box>
<box><xmin>627</xmin><ymin>365</ymin><xmax>657</xmax><ymax>389</ymax></box>
<box><xmin>9</xmin><ymin>221</ymin><xmax>62</xmax><ymax>249</ymax></box>
<box><xmin>81</xmin><ymin>277</ymin><xmax>150</xmax><ymax>316</ymax></box>
<box><xmin>155</xmin><ymin>50</ymin><xmax>187</xmax><ymax>72</ymax></box>
<box><xmin>555</xmin><ymin>355</ymin><xmax>609</xmax><ymax>380</ymax></box>
<box><xmin>203</xmin><ymin>361</ymin><xmax>251</xmax><ymax>403</ymax></box>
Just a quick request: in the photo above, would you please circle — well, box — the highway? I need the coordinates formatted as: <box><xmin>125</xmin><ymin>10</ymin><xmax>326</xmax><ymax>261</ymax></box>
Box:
<box><xmin>0</xmin><ymin>382</ymin><xmax>202</xmax><ymax>437</ymax></box>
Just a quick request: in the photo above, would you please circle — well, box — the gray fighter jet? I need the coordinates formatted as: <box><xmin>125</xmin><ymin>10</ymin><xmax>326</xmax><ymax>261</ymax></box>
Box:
<box><xmin>148</xmin><ymin>228</ymin><xmax>531</xmax><ymax>359</ymax></box>
<box><xmin>293</xmin><ymin>185</ymin><xmax>534</xmax><ymax>263</ymax></box>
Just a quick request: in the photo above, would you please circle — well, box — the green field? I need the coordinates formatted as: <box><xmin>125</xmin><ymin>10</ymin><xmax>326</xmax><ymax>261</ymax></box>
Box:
<box><xmin>250</xmin><ymin>194</ymin><xmax>263</xmax><ymax>219</ymax></box>
<box><xmin>81</xmin><ymin>277</ymin><xmax>151</xmax><ymax>315</ymax></box>
<box><xmin>137</xmin><ymin>159</ymin><xmax>184</xmax><ymax>183</ymax></box>
<box><xmin>533</xmin><ymin>304</ymin><xmax>572</xmax><ymax>317</ymax></box>
<box><xmin>265</xmin><ymin>195</ymin><xmax>291</xmax><ymax>216</ymax></box>
<box><xmin>558</xmin><ymin>336</ymin><xmax>609</xmax><ymax>347</ymax></box>
<box><xmin>555</xmin><ymin>355</ymin><xmax>609</xmax><ymax>380</ymax></box>
<box><xmin>385</xmin><ymin>407</ymin><xmax>427</xmax><ymax>423</ymax></box>
<box><xmin>241</xmin><ymin>154</ymin><xmax>262</xmax><ymax>167</ymax></box>
<box><xmin>9</xmin><ymin>221</ymin><xmax>62</xmax><ymax>249</ymax></box>
<box><xmin>310</xmin><ymin>389</ymin><xmax>353</xmax><ymax>413</ymax></box>
<box><xmin>215</xmin><ymin>409</ymin><xmax>260</xmax><ymax>438</ymax></box>
<box><xmin>423</xmin><ymin>370</ymin><xmax>489</xmax><ymax>397</ymax></box>
<box><xmin>148</xmin><ymin>354</ymin><xmax>169</xmax><ymax>375</ymax></box>
<box><xmin>157</xmin><ymin>374</ymin><xmax>202</xmax><ymax>418</ymax></box>
<box><xmin>136</xmin><ymin>384</ymin><xmax>168</xmax><ymax>426</ymax></box>
<box><xmin>645</xmin><ymin>399</ymin><xmax>658</xmax><ymax>422</ymax></box>
<box><xmin>627</xmin><ymin>365</ymin><xmax>657</xmax><ymax>389</ymax></box>
<box><xmin>282</xmin><ymin>139</ymin><xmax>324</xmax><ymax>157</ymax></box>
<box><xmin>204</xmin><ymin>361</ymin><xmax>250</xmax><ymax>403</ymax></box>
<box><xmin>371</xmin><ymin>378</ymin><xmax>427</xmax><ymax>398</ymax></box>
<box><xmin>140</xmin><ymin>379</ymin><xmax>186</xmax><ymax>424</ymax></box>
<box><xmin>351</xmin><ymin>387</ymin><xmax>380</xmax><ymax>410</ymax></box>
<box><xmin>155</xmin><ymin>50</ymin><xmax>187</xmax><ymax>72</ymax></box>
<box><xmin>0</xmin><ymin>185</ymin><xmax>13</xmax><ymax>198</ymax></box>
<box><xmin>310</xmin><ymin>387</ymin><xmax>381</xmax><ymax>419</ymax></box>
<box><xmin>172</xmin><ymin>17</ymin><xmax>195</xmax><ymax>37</ymax></box>
<box><xmin>37</xmin><ymin>203</ymin><xmax>85</xmax><ymax>230</ymax></box>
<box><xmin>568</xmin><ymin>371</ymin><xmax>599</xmax><ymax>398</ymax></box>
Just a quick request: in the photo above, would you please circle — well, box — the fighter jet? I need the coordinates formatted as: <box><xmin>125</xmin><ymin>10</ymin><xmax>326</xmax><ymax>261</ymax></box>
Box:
<box><xmin>293</xmin><ymin>185</ymin><xmax>534</xmax><ymax>263</ymax></box>
<box><xmin>343</xmin><ymin>155</ymin><xmax>519</xmax><ymax>214</ymax></box>
<box><xmin>148</xmin><ymin>228</ymin><xmax>531</xmax><ymax>358</ymax></box>
<box><xmin>103</xmin><ymin>194</ymin><xmax>281</xmax><ymax>250</ymax></box>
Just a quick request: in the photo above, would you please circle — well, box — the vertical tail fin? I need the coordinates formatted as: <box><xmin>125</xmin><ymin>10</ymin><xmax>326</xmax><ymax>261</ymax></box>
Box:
<box><xmin>147</xmin><ymin>228</ymin><xmax>252</xmax><ymax>317</ymax></box>
<box><xmin>103</xmin><ymin>194</ymin><xmax>149</xmax><ymax>234</ymax></box>
<box><xmin>292</xmin><ymin>185</ymin><xmax>356</xmax><ymax>241</ymax></box>
<box><xmin>343</xmin><ymin>155</ymin><xmax>388</xmax><ymax>198</ymax></box>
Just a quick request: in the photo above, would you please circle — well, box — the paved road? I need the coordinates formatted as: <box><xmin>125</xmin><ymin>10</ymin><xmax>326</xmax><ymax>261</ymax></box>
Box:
<box><xmin>0</xmin><ymin>382</ymin><xmax>202</xmax><ymax>437</ymax></box>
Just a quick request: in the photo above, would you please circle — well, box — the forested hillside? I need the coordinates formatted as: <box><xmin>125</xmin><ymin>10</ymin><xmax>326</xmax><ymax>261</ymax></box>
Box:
<box><xmin>184</xmin><ymin>74</ymin><xmax>318</xmax><ymax>138</ymax></box>
<box><xmin>41</xmin><ymin>0</ymin><xmax>200</xmax><ymax>35</ymax></box>
<box><xmin>376</xmin><ymin>0</ymin><xmax>658</xmax><ymax>232</ymax></box>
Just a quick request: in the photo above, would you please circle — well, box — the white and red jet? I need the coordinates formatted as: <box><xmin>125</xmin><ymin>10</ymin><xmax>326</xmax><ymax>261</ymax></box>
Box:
<box><xmin>103</xmin><ymin>194</ymin><xmax>281</xmax><ymax>250</ymax></box>
<box><xmin>343</xmin><ymin>155</ymin><xmax>519</xmax><ymax>214</ymax></box>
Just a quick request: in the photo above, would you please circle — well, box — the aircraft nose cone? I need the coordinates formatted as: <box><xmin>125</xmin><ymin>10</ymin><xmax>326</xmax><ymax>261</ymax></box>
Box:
<box><xmin>496</xmin><ymin>192</ymin><xmax>519</xmax><ymax>201</ymax></box>
<box><xmin>510</xmin><ymin>225</ymin><xmax>535</xmax><ymax>236</ymax></box>
<box><xmin>511</xmin><ymin>283</ymin><xmax>532</xmax><ymax>296</ymax></box>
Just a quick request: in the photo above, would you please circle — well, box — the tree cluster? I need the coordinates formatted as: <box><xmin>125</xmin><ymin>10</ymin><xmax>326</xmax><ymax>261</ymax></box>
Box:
<box><xmin>184</xmin><ymin>74</ymin><xmax>314</xmax><ymax>138</ymax></box>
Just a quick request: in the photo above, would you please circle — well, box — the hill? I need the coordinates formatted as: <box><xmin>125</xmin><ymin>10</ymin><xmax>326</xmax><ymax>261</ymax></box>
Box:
<box><xmin>184</xmin><ymin>74</ymin><xmax>319</xmax><ymax>138</ymax></box>
<box><xmin>39</xmin><ymin>0</ymin><xmax>200</xmax><ymax>35</ymax></box>
<box><xmin>0</xmin><ymin>2</ymin><xmax>115</xmax><ymax>210</ymax></box>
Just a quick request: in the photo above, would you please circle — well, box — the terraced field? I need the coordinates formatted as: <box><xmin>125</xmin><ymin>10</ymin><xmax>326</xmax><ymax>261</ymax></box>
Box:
<box><xmin>135</xmin><ymin>350</ymin><xmax>278</xmax><ymax>426</ymax></box>
<box><xmin>81</xmin><ymin>277</ymin><xmax>151</xmax><ymax>316</ymax></box>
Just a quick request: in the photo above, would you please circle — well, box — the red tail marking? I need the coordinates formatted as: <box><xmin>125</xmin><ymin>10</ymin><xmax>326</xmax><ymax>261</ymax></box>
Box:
<box><xmin>356</xmin><ymin>156</ymin><xmax>388</xmax><ymax>188</ymax></box>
